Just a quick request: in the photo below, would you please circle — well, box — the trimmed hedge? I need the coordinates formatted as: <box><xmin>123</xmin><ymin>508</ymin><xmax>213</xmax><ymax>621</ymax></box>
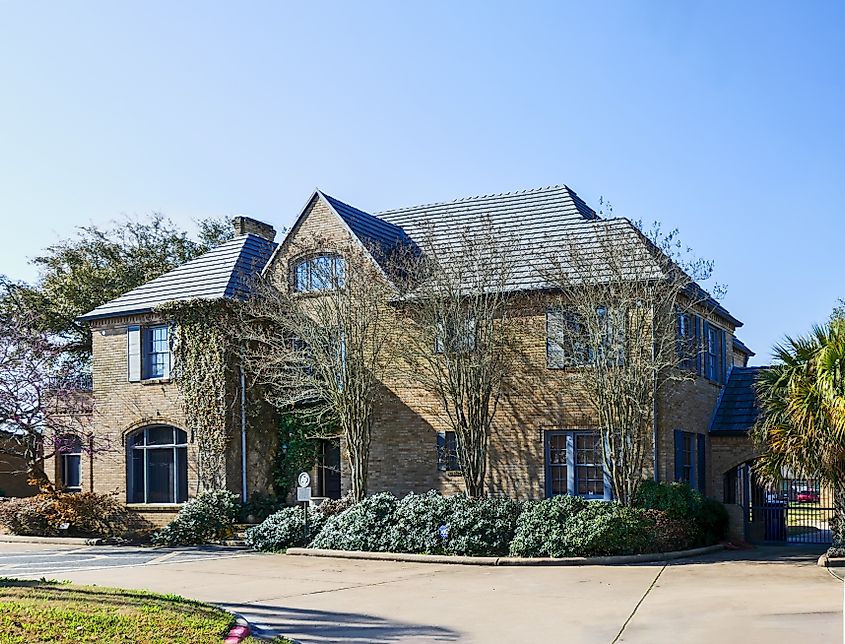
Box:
<box><xmin>509</xmin><ymin>495</ymin><xmax>589</xmax><ymax>557</ymax></box>
<box><xmin>245</xmin><ymin>495</ymin><xmax>354</xmax><ymax>552</ymax></box>
<box><xmin>244</xmin><ymin>484</ymin><xmax>728</xmax><ymax>558</ymax></box>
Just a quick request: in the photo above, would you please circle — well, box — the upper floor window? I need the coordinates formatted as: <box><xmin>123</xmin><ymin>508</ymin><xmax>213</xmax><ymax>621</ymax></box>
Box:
<box><xmin>434</xmin><ymin>317</ymin><xmax>476</xmax><ymax>354</ymax></box>
<box><xmin>704</xmin><ymin>323</ymin><xmax>726</xmax><ymax>384</ymax></box>
<box><xmin>127</xmin><ymin>324</ymin><xmax>170</xmax><ymax>382</ymax></box>
<box><xmin>292</xmin><ymin>254</ymin><xmax>346</xmax><ymax>292</ymax></box>
<box><xmin>677</xmin><ymin>311</ymin><xmax>699</xmax><ymax>372</ymax></box>
<box><xmin>546</xmin><ymin>307</ymin><xmax>624</xmax><ymax>368</ymax></box>
<box><xmin>145</xmin><ymin>325</ymin><xmax>170</xmax><ymax>379</ymax></box>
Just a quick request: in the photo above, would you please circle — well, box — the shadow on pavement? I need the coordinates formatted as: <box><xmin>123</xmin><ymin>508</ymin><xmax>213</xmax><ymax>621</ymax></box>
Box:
<box><xmin>222</xmin><ymin>602</ymin><xmax>460</xmax><ymax>643</ymax></box>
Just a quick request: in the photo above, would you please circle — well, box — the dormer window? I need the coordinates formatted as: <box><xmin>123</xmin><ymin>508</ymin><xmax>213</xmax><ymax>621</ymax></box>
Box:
<box><xmin>293</xmin><ymin>254</ymin><xmax>346</xmax><ymax>292</ymax></box>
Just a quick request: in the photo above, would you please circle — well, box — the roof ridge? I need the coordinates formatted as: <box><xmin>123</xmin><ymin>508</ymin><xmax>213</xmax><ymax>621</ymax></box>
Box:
<box><xmin>375</xmin><ymin>184</ymin><xmax>573</xmax><ymax>215</ymax></box>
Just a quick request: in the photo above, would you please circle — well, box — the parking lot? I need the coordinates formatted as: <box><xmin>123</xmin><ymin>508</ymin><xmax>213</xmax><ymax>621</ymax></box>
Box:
<box><xmin>0</xmin><ymin>542</ymin><xmax>840</xmax><ymax>643</ymax></box>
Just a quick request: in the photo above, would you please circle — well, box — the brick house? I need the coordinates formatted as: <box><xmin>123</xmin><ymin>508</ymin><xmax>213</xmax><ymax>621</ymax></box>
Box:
<box><xmin>77</xmin><ymin>185</ymin><xmax>758</xmax><ymax>524</ymax></box>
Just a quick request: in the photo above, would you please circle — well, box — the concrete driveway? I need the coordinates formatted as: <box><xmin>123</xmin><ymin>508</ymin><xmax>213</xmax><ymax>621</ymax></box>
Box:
<box><xmin>0</xmin><ymin>543</ymin><xmax>840</xmax><ymax>643</ymax></box>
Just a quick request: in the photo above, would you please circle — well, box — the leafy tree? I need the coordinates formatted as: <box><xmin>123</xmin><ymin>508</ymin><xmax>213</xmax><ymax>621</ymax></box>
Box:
<box><xmin>0</xmin><ymin>310</ymin><xmax>99</xmax><ymax>490</ymax></box>
<box><xmin>1</xmin><ymin>214</ymin><xmax>232</xmax><ymax>367</ymax></box>
<box><xmin>751</xmin><ymin>320</ymin><xmax>845</xmax><ymax>549</ymax></box>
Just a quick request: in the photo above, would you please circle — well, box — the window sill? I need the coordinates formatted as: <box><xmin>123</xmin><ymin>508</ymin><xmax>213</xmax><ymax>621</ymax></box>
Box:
<box><xmin>140</xmin><ymin>377</ymin><xmax>172</xmax><ymax>386</ymax></box>
<box><xmin>126</xmin><ymin>503</ymin><xmax>184</xmax><ymax>510</ymax></box>
<box><xmin>438</xmin><ymin>470</ymin><xmax>463</xmax><ymax>478</ymax></box>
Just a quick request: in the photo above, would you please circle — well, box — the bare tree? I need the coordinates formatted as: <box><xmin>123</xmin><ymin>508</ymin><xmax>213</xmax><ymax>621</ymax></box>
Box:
<box><xmin>0</xmin><ymin>310</ymin><xmax>97</xmax><ymax>491</ymax></box>
<box><xmin>393</xmin><ymin>220</ymin><xmax>521</xmax><ymax>498</ymax></box>
<box><xmin>539</xmin><ymin>218</ymin><xmax>717</xmax><ymax>505</ymax></box>
<box><xmin>237</xmin><ymin>238</ymin><xmax>395</xmax><ymax>501</ymax></box>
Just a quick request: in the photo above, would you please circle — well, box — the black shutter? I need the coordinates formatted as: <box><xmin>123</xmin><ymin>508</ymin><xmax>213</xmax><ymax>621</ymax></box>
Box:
<box><xmin>697</xmin><ymin>434</ymin><xmax>706</xmax><ymax>493</ymax></box>
<box><xmin>674</xmin><ymin>430</ymin><xmax>683</xmax><ymax>482</ymax></box>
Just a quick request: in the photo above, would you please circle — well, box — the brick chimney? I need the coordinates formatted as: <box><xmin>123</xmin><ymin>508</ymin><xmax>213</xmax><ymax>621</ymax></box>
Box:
<box><xmin>232</xmin><ymin>215</ymin><xmax>276</xmax><ymax>241</ymax></box>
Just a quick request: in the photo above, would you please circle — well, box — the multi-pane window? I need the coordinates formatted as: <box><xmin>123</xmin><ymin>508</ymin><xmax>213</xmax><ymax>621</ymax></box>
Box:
<box><xmin>437</xmin><ymin>431</ymin><xmax>461</xmax><ymax>472</ymax></box>
<box><xmin>544</xmin><ymin>430</ymin><xmax>608</xmax><ymax>499</ymax></box>
<box><xmin>434</xmin><ymin>317</ymin><xmax>476</xmax><ymax>354</ymax></box>
<box><xmin>127</xmin><ymin>426</ymin><xmax>188</xmax><ymax>504</ymax></box>
<box><xmin>546</xmin><ymin>307</ymin><xmax>624</xmax><ymax>368</ymax></box>
<box><xmin>704</xmin><ymin>323</ymin><xmax>725</xmax><ymax>383</ymax></box>
<box><xmin>144</xmin><ymin>325</ymin><xmax>170</xmax><ymax>379</ymax></box>
<box><xmin>575</xmin><ymin>433</ymin><xmax>604</xmax><ymax>496</ymax></box>
<box><xmin>59</xmin><ymin>435</ymin><xmax>82</xmax><ymax>492</ymax></box>
<box><xmin>677</xmin><ymin>311</ymin><xmax>698</xmax><ymax>371</ymax></box>
<box><xmin>674</xmin><ymin>430</ymin><xmax>705</xmax><ymax>492</ymax></box>
<box><xmin>292</xmin><ymin>254</ymin><xmax>346</xmax><ymax>292</ymax></box>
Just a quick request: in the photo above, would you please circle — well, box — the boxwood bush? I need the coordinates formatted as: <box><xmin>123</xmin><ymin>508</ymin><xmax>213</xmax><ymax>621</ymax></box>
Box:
<box><xmin>245</xmin><ymin>505</ymin><xmax>327</xmax><ymax>551</ymax></box>
<box><xmin>152</xmin><ymin>490</ymin><xmax>241</xmax><ymax>546</ymax></box>
<box><xmin>442</xmin><ymin>496</ymin><xmax>523</xmax><ymax>556</ymax></box>
<box><xmin>386</xmin><ymin>491</ymin><xmax>455</xmax><ymax>554</ymax></box>
<box><xmin>563</xmin><ymin>502</ymin><xmax>657</xmax><ymax>556</ymax></box>
<box><xmin>310</xmin><ymin>492</ymin><xmax>398</xmax><ymax>551</ymax></box>
<box><xmin>509</xmin><ymin>495</ymin><xmax>589</xmax><ymax>557</ymax></box>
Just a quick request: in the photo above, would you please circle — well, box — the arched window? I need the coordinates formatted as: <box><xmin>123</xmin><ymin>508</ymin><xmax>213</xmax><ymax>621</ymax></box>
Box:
<box><xmin>58</xmin><ymin>435</ymin><xmax>82</xmax><ymax>492</ymax></box>
<box><xmin>127</xmin><ymin>425</ymin><xmax>188</xmax><ymax>504</ymax></box>
<box><xmin>292</xmin><ymin>254</ymin><xmax>346</xmax><ymax>292</ymax></box>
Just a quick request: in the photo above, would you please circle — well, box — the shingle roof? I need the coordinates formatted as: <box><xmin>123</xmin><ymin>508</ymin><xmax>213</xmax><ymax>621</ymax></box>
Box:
<box><xmin>733</xmin><ymin>336</ymin><xmax>755</xmax><ymax>357</ymax></box>
<box><xmin>78</xmin><ymin>234</ymin><xmax>277</xmax><ymax>321</ymax></box>
<box><xmin>320</xmin><ymin>191</ymin><xmax>416</xmax><ymax>260</ymax></box>
<box><xmin>710</xmin><ymin>366</ymin><xmax>766</xmax><ymax>434</ymax></box>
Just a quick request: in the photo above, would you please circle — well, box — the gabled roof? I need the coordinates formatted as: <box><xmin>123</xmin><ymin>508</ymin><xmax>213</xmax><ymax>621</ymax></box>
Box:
<box><xmin>78</xmin><ymin>234</ymin><xmax>277</xmax><ymax>321</ymax></box>
<box><xmin>733</xmin><ymin>336</ymin><xmax>755</xmax><ymax>357</ymax></box>
<box><xmin>710</xmin><ymin>366</ymin><xmax>766</xmax><ymax>434</ymax></box>
<box><xmin>321</xmin><ymin>192</ymin><xmax>415</xmax><ymax>259</ymax></box>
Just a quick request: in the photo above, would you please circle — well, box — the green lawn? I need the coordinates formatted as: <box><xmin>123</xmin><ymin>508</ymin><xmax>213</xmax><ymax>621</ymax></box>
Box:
<box><xmin>0</xmin><ymin>578</ymin><xmax>289</xmax><ymax>643</ymax></box>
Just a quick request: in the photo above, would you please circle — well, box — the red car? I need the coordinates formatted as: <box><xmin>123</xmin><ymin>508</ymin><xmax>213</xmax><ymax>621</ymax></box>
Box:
<box><xmin>796</xmin><ymin>490</ymin><xmax>820</xmax><ymax>503</ymax></box>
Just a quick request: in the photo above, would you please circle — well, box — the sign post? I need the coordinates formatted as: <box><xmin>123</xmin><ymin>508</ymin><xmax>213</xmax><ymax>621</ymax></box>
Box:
<box><xmin>297</xmin><ymin>471</ymin><xmax>312</xmax><ymax>542</ymax></box>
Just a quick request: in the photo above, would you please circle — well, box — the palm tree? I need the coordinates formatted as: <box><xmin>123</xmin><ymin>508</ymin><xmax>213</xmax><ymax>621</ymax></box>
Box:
<box><xmin>751</xmin><ymin>319</ymin><xmax>845</xmax><ymax>549</ymax></box>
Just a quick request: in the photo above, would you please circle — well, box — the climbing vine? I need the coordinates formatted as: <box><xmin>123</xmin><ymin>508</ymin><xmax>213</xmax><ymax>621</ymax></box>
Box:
<box><xmin>157</xmin><ymin>299</ymin><xmax>239</xmax><ymax>492</ymax></box>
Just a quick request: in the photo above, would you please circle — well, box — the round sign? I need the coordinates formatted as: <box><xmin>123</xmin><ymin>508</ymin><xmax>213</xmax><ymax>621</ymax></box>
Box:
<box><xmin>297</xmin><ymin>471</ymin><xmax>311</xmax><ymax>488</ymax></box>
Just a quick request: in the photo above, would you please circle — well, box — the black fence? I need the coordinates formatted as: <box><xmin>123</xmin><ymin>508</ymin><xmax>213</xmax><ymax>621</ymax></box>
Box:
<box><xmin>747</xmin><ymin>477</ymin><xmax>833</xmax><ymax>545</ymax></box>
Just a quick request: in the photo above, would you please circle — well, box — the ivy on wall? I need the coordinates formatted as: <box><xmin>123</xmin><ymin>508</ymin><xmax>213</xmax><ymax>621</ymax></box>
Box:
<box><xmin>157</xmin><ymin>299</ymin><xmax>238</xmax><ymax>492</ymax></box>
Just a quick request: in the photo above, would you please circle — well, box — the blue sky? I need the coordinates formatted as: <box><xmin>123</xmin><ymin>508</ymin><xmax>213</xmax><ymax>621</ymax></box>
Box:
<box><xmin>1</xmin><ymin>1</ymin><xmax>842</xmax><ymax>364</ymax></box>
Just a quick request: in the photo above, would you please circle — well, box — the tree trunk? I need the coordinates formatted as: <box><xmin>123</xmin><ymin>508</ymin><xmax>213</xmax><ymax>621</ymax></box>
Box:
<box><xmin>832</xmin><ymin>483</ymin><xmax>845</xmax><ymax>551</ymax></box>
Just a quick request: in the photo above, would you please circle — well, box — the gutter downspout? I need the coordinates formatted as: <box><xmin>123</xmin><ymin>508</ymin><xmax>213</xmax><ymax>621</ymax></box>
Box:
<box><xmin>240</xmin><ymin>365</ymin><xmax>248</xmax><ymax>503</ymax></box>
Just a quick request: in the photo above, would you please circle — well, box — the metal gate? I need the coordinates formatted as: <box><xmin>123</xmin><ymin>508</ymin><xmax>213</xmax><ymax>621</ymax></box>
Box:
<box><xmin>746</xmin><ymin>473</ymin><xmax>833</xmax><ymax>544</ymax></box>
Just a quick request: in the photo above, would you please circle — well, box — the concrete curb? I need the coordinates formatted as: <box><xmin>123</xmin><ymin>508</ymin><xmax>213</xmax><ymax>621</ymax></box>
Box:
<box><xmin>0</xmin><ymin>534</ymin><xmax>101</xmax><ymax>546</ymax></box>
<box><xmin>285</xmin><ymin>544</ymin><xmax>724</xmax><ymax>566</ymax></box>
<box><xmin>817</xmin><ymin>554</ymin><xmax>845</xmax><ymax>568</ymax></box>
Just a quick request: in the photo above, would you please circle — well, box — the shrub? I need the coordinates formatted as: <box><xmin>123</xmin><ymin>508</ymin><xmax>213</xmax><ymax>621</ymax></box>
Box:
<box><xmin>696</xmin><ymin>497</ymin><xmax>729</xmax><ymax>544</ymax></box>
<box><xmin>310</xmin><ymin>492</ymin><xmax>398</xmax><ymax>551</ymax></box>
<box><xmin>635</xmin><ymin>480</ymin><xmax>729</xmax><ymax>545</ymax></box>
<box><xmin>643</xmin><ymin>509</ymin><xmax>698</xmax><ymax>552</ymax></box>
<box><xmin>315</xmin><ymin>494</ymin><xmax>355</xmax><ymax>517</ymax></box>
<box><xmin>245</xmin><ymin>505</ymin><xmax>327</xmax><ymax>552</ymax></box>
<box><xmin>387</xmin><ymin>491</ymin><xmax>455</xmax><ymax>554</ymax></box>
<box><xmin>635</xmin><ymin>480</ymin><xmax>703</xmax><ymax>519</ymax></box>
<box><xmin>152</xmin><ymin>490</ymin><xmax>240</xmax><ymax>546</ymax></box>
<box><xmin>443</xmin><ymin>496</ymin><xmax>523</xmax><ymax>557</ymax></box>
<box><xmin>0</xmin><ymin>492</ymin><xmax>134</xmax><ymax>538</ymax></box>
<box><xmin>563</xmin><ymin>502</ymin><xmax>656</xmax><ymax>556</ymax></box>
<box><xmin>509</xmin><ymin>495</ymin><xmax>589</xmax><ymax>557</ymax></box>
<box><xmin>240</xmin><ymin>493</ymin><xmax>285</xmax><ymax>523</ymax></box>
